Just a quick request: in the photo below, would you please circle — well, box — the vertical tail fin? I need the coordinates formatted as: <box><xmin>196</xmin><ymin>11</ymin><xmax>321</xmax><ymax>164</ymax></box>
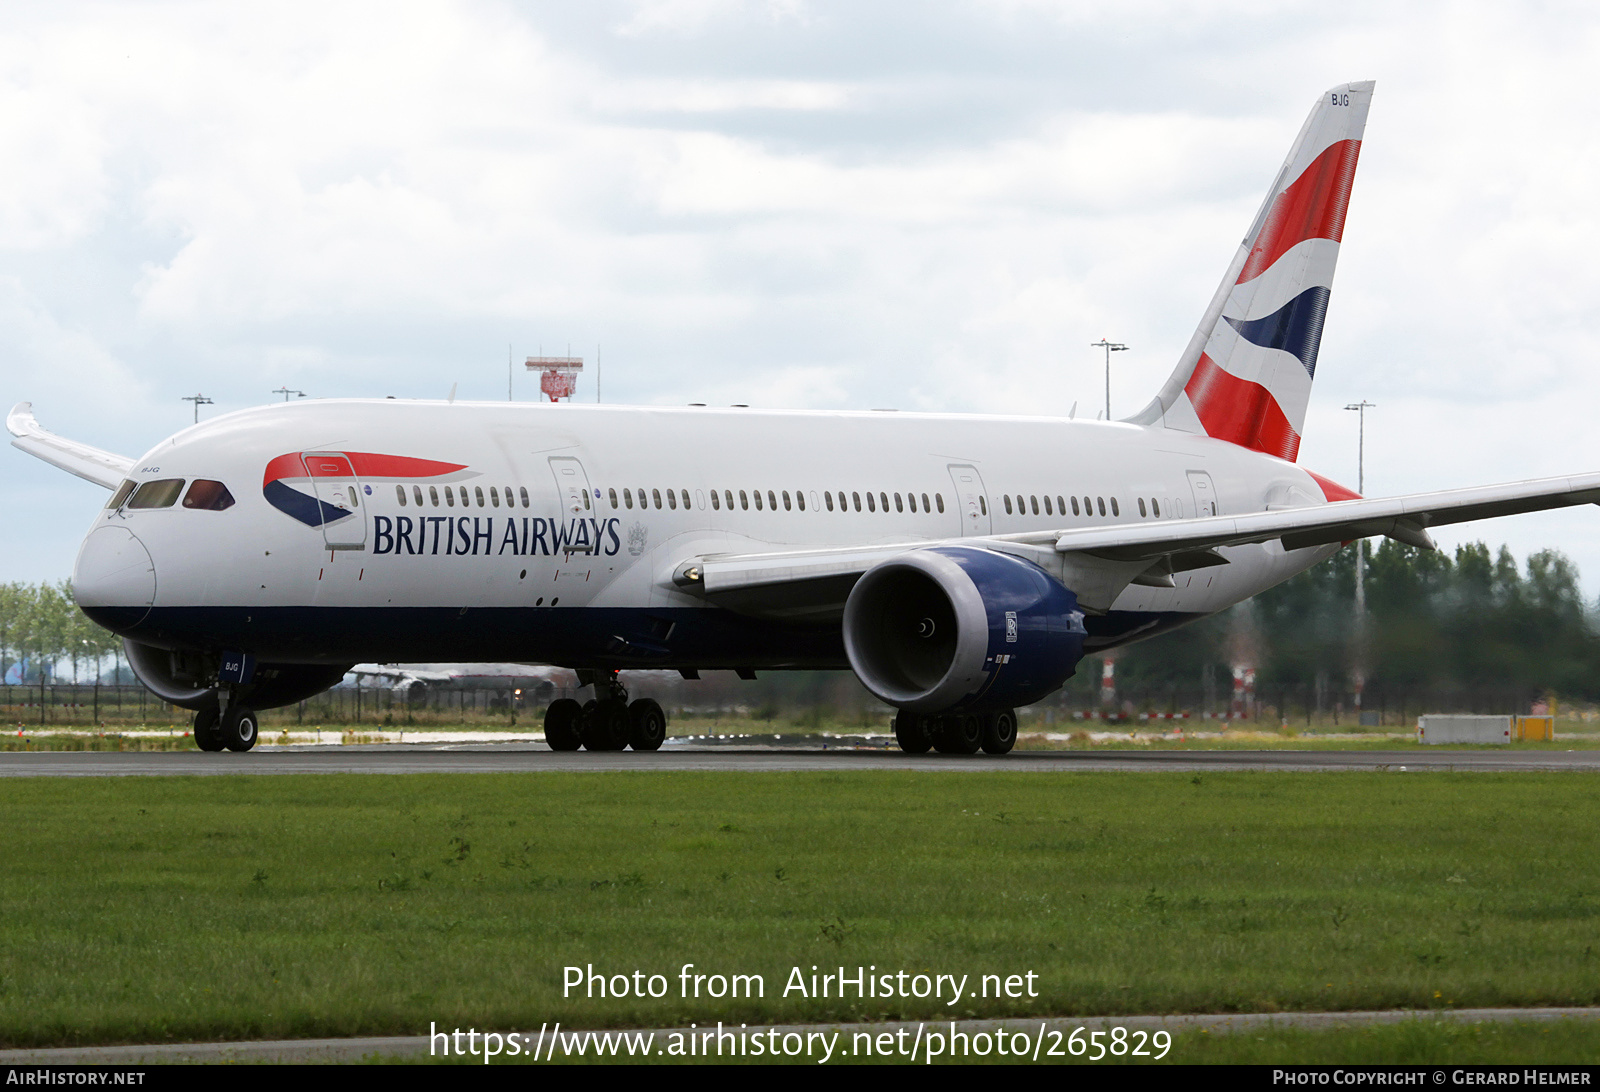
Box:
<box><xmin>1127</xmin><ymin>81</ymin><xmax>1374</xmax><ymax>461</ymax></box>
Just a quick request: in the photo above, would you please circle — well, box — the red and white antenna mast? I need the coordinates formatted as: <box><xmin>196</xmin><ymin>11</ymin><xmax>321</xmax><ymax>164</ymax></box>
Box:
<box><xmin>525</xmin><ymin>356</ymin><xmax>584</xmax><ymax>402</ymax></box>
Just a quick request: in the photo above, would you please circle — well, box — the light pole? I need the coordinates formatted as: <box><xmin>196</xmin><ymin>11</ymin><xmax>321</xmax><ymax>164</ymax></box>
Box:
<box><xmin>181</xmin><ymin>393</ymin><xmax>213</xmax><ymax>423</ymax></box>
<box><xmin>1090</xmin><ymin>340</ymin><xmax>1128</xmax><ymax>420</ymax></box>
<box><xmin>1344</xmin><ymin>400</ymin><xmax>1375</xmax><ymax>722</ymax></box>
<box><xmin>272</xmin><ymin>387</ymin><xmax>306</xmax><ymax>402</ymax></box>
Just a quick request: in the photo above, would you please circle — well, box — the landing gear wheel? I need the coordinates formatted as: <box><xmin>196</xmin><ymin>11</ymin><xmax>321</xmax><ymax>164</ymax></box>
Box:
<box><xmin>628</xmin><ymin>699</ymin><xmax>666</xmax><ymax>751</ymax></box>
<box><xmin>934</xmin><ymin>714</ymin><xmax>982</xmax><ymax>755</ymax></box>
<box><xmin>893</xmin><ymin>711</ymin><xmax>932</xmax><ymax>754</ymax></box>
<box><xmin>544</xmin><ymin>698</ymin><xmax>583</xmax><ymax>751</ymax></box>
<box><xmin>582</xmin><ymin>699</ymin><xmax>630</xmax><ymax>751</ymax></box>
<box><xmin>193</xmin><ymin>706</ymin><xmax>224</xmax><ymax>752</ymax></box>
<box><xmin>981</xmin><ymin>709</ymin><xmax>1018</xmax><ymax>755</ymax></box>
<box><xmin>221</xmin><ymin>706</ymin><xmax>258</xmax><ymax>752</ymax></box>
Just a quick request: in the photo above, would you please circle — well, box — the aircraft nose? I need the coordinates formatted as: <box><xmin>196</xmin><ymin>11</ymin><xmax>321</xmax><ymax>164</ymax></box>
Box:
<box><xmin>73</xmin><ymin>525</ymin><xmax>156</xmax><ymax>630</ymax></box>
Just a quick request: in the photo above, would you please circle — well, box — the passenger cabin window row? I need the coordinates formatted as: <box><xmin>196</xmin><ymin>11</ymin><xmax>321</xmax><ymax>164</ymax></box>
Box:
<box><xmin>396</xmin><ymin>484</ymin><xmax>532</xmax><ymax>509</ymax></box>
<box><xmin>998</xmin><ymin>493</ymin><xmax>1167</xmax><ymax>520</ymax></box>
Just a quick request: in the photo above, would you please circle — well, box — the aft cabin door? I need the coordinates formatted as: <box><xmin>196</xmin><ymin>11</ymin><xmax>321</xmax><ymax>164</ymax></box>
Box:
<box><xmin>948</xmin><ymin>464</ymin><xmax>991</xmax><ymax>536</ymax></box>
<box><xmin>1187</xmin><ymin>470</ymin><xmax>1219</xmax><ymax>517</ymax></box>
<box><xmin>302</xmin><ymin>452</ymin><xmax>367</xmax><ymax>550</ymax></box>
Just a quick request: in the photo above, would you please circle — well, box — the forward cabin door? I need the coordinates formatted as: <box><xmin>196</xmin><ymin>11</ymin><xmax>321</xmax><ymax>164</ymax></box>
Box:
<box><xmin>303</xmin><ymin>452</ymin><xmax>367</xmax><ymax>550</ymax></box>
<box><xmin>1187</xmin><ymin>470</ymin><xmax>1219</xmax><ymax>517</ymax></box>
<box><xmin>547</xmin><ymin>456</ymin><xmax>597</xmax><ymax>557</ymax></box>
<box><xmin>948</xmin><ymin>464</ymin><xmax>991</xmax><ymax>536</ymax></box>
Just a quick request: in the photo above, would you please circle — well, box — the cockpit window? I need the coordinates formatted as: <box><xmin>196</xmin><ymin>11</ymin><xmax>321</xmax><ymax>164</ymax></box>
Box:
<box><xmin>107</xmin><ymin>480</ymin><xmax>136</xmax><ymax>509</ymax></box>
<box><xmin>182</xmin><ymin>480</ymin><xmax>235</xmax><ymax>511</ymax></box>
<box><xmin>127</xmin><ymin>479</ymin><xmax>186</xmax><ymax>509</ymax></box>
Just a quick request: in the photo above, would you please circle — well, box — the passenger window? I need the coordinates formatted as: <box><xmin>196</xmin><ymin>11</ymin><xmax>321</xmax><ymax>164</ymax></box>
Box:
<box><xmin>1030</xmin><ymin>496</ymin><xmax>1039</xmax><ymax>516</ymax></box>
<box><xmin>667</xmin><ymin>489</ymin><xmax>677</xmax><ymax>510</ymax></box>
<box><xmin>128</xmin><ymin>479</ymin><xmax>186</xmax><ymax>509</ymax></box>
<box><xmin>754</xmin><ymin>490</ymin><xmax>763</xmax><ymax>511</ymax></box>
<box><xmin>1083</xmin><ymin>496</ymin><xmax>1092</xmax><ymax>515</ymax></box>
<box><xmin>623</xmin><ymin>488</ymin><xmax>633</xmax><ymax>509</ymax></box>
<box><xmin>474</xmin><ymin>487</ymin><xmax>485</xmax><ymax>507</ymax></box>
<box><xmin>348</xmin><ymin>487</ymin><xmax>359</xmax><ymax>507</ymax></box>
<box><xmin>396</xmin><ymin>485</ymin><xmax>407</xmax><ymax>506</ymax></box>
<box><xmin>430</xmin><ymin>486</ymin><xmax>440</xmax><ymax>506</ymax></box>
<box><xmin>1071</xmin><ymin>496</ymin><xmax>1080</xmax><ymax>516</ymax></box>
<box><xmin>519</xmin><ymin>487</ymin><xmax>529</xmax><ymax>508</ymax></box>
<box><xmin>107</xmin><ymin>480</ymin><xmax>136</xmax><ymax>509</ymax></box>
<box><xmin>182</xmin><ymin>480</ymin><xmax>235</xmax><ymax>511</ymax></box>
<box><xmin>413</xmin><ymin>486</ymin><xmax>424</xmax><ymax>506</ymax></box>
<box><xmin>1138</xmin><ymin>498</ymin><xmax>1147</xmax><ymax>517</ymax></box>
<box><xmin>768</xmin><ymin>490</ymin><xmax>777</xmax><ymax>510</ymax></box>
<box><xmin>852</xmin><ymin>491</ymin><xmax>861</xmax><ymax>512</ymax></box>
<box><xmin>459</xmin><ymin>486</ymin><xmax>469</xmax><ymax>507</ymax></box>
<box><xmin>711</xmin><ymin>490</ymin><xmax>721</xmax><ymax>511</ymax></box>
<box><xmin>907</xmin><ymin>493</ymin><xmax>917</xmax><ymax>513</ymax></box>
<box><xmin>652</xmin><ymin>488</ymin><xmax>662</xmax><ymax>509</ymax></box>
<box><xmin>797</xmin><ymin>491</ymin><xmax>805</xmax><ymax>512</ymax></box>
<box><xmin>1153</xmin><ymin>498</ymin><xmax>1160</xmax><ymax>517</ymax></box>
<box><xmin>879</xmin><ymin>492</ymin><xmax>888</xmax><ymax>512</ymax></box>
<box><xmin>490</xmin><ymin>487</ymin><xmax>501</xmax><ymax>508</ymax></box>
<box><xmin>724</xmin><ymin>489</ymin><xmax>734</xmax><ymax>510</ymax></box>
<box><xmin>922</xmin><ymin>493</ymin><xmax>931</xmax><ymax>512</ymax></box>
<box><xmin>1057</xmin><ymin>495</ymin><xmax>1066</xmax><ymax>515</ymax></box>
<box><xmin>609</xmin><ymin>488</ymin><xmax>618</xmax><ymax>509</ymax></box>
<box><xmin>446</xmin><ymin>488</ymin><xmax>455</xmax><ymax>507</ymax></box>
<box><xmin>934</xmin><ymin>494</ymin><xmax>943</xmax><ymax>513</ymax></box>
<box><xmin>1043</xmin><ymin>496</ymin><xmax>1052</xmax><ymax>516</ymax></box>
<box><xmin>1096</xmin><ymin>497</ymin><xmax>1105</xmax><ymax>516</ymax></box>
<box><xmin>894</xmin><ymin>492</ymin><xmax>903</xmax><ymax>513</ymax></box>
<box><xmin>826</xmin><ymin>492</ymin><xmax>835</xmax><ymax>511</ymax></box>
<box><xmin>583</xmin><ymin>490</ymin><xmax>591</xmax><ymax>511</ymax></box>
<box><xmin>1111</xmin><ymin>497</ymin><xmax>1120</xmax><ymax>517</ymax></box>
<box><xmin>1003</xmin><ymin>496</ymin><xmax>1013</xmax><ymax>515</ymax></box>
<box><xmin>740</xmin><ymin>490</ymin><xmax>749</xmax><ymax>510</ymax></box>
<box><xmin>681</xmin><ymin>489</ymin><xmax>691</xmax><ymax>509</ymax></box>
<box><xmin>866</xmin><ymin>492</ymin><xmax>876</xmax><ymax>513</ymax></box>
<box><xmin>978</xmin><ymin>496</ymin><xmax>986</xmax><ymax>515</ymax></box>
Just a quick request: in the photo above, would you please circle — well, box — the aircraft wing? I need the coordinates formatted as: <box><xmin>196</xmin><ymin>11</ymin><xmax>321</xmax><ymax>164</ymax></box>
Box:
<box><xmin>7</xmin><ymin>402</ymin><xmax>135</xmax><ymax>490</ymax></box>
<box><xmin>680</xmin><ymin>471</ymin><xmax>1600</xmax><ymax>617</ymax></box>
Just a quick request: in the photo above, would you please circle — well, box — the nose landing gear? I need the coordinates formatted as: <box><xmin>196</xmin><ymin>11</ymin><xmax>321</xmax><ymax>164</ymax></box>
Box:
<box><xmin>542</xmin><ymin>670</ymin><xmax>669</xmax><ymax>753</ymax></box>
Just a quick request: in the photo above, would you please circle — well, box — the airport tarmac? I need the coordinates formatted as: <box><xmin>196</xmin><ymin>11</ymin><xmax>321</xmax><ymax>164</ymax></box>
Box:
<box><xmin>4</xmin><ymin>740</ymin><xmax>1600</xmax><ymax>776</ymax></box>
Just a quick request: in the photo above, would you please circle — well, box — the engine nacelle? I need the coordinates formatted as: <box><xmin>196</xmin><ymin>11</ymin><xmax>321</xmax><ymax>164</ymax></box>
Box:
<box><xmin>123</xmin><ymin>639</ymin><xmax>351</xmax><ymax>712</ymax></box>
<box><xmin>842</xmin><ymin>546</ymin><xmax>1087</xmax><ymax>713</ymax></box>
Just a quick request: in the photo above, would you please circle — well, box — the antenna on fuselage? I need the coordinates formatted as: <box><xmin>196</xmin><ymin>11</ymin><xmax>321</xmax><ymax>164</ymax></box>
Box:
<box><xmin>448</xmin><ymin>383</ymin><xmax>457</xmax><ymax>404</ymax></box>
<box><xmin>1069</xmin><ymin>401</ymin><xmax>1077</xmax><ymax>419</ymax></box>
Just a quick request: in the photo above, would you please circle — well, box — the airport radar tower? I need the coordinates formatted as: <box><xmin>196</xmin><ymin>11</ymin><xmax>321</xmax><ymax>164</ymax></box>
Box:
<box><xmin>526</xmin><ymin>356</ymin><xmax>584</xmax><ymax>402</ymax></box>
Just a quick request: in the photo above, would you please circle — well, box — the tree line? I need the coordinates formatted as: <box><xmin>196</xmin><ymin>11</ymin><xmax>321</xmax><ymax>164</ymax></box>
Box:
<box><xmin>1102</xmin><ymin>540</ymin><xmax>1600</xmax><ymax>708</ymax></box>
<box><xmin>0</xmin><ymin>582</ymin><xmax>124</xmax><ymax>686</ymax></box>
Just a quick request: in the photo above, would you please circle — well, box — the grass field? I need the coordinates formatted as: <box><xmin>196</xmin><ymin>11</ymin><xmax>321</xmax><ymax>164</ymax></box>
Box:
<box><xmin>4</xmin><ymin>770</ymin><xmax>1600</xmax><ymax>1053</ymax></box>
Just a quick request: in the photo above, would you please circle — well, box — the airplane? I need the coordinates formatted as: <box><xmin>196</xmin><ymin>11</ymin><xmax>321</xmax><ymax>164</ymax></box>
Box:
<box><xmin>346</xmin><ymin>662</ymin><xmax>575</xmax><ymax>704</ymax></box>
<box><xmin>11</xmin><ymin>80</ymin><xmax>1600</xmax><ymax>756</ymax></box>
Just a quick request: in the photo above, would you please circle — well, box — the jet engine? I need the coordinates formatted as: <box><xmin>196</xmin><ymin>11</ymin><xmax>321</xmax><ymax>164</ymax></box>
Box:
<box><xmin>842</xmin><ymin>546</ymin><xmax>1087</xmax><ymax>713</ymax></box>
<box><xmin>123</xmin><ymin>639</ymin><xmax>351</xmax><ymax>711</ymax></box>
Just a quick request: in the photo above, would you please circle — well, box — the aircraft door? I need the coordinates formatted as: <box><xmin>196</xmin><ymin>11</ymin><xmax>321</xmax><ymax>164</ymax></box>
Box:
<box><xmin>302</xmin><ymin>452</ymin><xmax>367</xmax><ymax>550</ymax></box>
<box><xmin>947</xmin><ymin>464</ymin><xmax>991</xmax><ymax>536</ymax></box>
<box><xmin>548</xmin><ymin>456</ymin><xmax>595</xmax><ymax>517</ymax></box>
<box><xmin>1187</xmin><ymin>470</ymin><xmax>1219</xmax><ymax>517</ymax></box>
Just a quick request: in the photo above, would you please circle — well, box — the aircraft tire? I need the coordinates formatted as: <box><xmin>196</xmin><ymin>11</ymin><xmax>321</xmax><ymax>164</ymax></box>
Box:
<box><xmin>628</xmin><ymin>699</ymin><xmax>666</xmax><ymax>751</ymax></box>
<box><xmin>544</xmin><ymin>698</ymin><xmax>583</xmax><ymax>751</ymax></box>
<box><xmin>193</xmin><ymin>706</ymin><xmax>225</xmax><ymax>752</ymax></box>
<box><xmin>893</xmin><ymin>711</ymin><xmax>933</xmax><ymax>754</ymax></box>
<box><xmin>221</xmin><ymin>707</ymin><xmax>259</xmax><ymax>752</ymax></box>
<box><xmin>582</xmin><ymin>699</ymin><xmax>630</xmax><ymax>751</ymax></box>
<box><xmin>934</xmin><ymin>714</ymin><xmax>982</xmax><ymax>755</ymax></box>
<box><xmin>980</xmin><ymin>709</ymin><xmax>1018</xmax><ymax>755</ymax></box>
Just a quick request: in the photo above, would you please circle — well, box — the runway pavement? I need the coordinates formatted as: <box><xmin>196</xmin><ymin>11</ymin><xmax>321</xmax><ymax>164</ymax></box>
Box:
<box><xmin>4</xmin><ymin>741</ymin><xmax>1600</xmax><ymax>776</ymax></box>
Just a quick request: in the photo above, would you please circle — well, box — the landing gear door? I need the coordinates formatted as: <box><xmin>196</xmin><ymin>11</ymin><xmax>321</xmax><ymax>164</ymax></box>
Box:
<box><xmin>948</xmin><ymin>464</ymin><xmax>991</xmax><ymax>536</ymax></box>
<box><xmin>302</xmin><ymin>452</ymin><xmax>367</xmax><ymax>550</ymax></box>
<box><xmin>1187</xmin><ymin>470</ymin><xmax>1219</xmax><ymax>517</ymax></box>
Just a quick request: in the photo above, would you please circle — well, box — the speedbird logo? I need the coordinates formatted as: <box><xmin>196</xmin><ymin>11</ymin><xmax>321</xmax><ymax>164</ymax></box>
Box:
<box><xmin>262</xmin><ymin>451</ymin><xmax>469</xmax><ymax>528</ymax></box>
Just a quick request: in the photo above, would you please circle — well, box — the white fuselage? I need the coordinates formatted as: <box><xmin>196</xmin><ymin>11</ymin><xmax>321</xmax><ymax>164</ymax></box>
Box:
<box><xmin>74</xmin><ymin>398</ymin><xmax>1343</xmax><ymax>668</ymax></box>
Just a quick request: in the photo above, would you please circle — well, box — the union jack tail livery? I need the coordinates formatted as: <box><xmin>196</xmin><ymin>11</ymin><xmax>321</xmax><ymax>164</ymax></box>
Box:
<box><xmin>1129</xmin><ymin>81</ymin><xmax>1374</xmax><ymax>462</ymax></box>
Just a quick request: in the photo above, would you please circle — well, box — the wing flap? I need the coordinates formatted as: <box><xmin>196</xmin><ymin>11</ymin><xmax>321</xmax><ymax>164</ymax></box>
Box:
<box><xmin>7</xmin><ymin>402</ymin><xmax>135</xmax><ymax>490</ymax></box>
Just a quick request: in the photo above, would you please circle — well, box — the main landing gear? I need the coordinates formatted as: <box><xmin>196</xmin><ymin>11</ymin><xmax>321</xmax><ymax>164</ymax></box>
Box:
<box><xmin>192</xmin><ymin>696</ymin><xmax>259</xmax><ymax>753</ymax></box>
<box><xmin>543</xmin><ymin>670</ymin><xmax>666</xmax><ymax>753</ymax></box>
<box><xmin>893</xmin><ymin>708</ymin><xmax>1017</xmax><ymax>756</ymax></box>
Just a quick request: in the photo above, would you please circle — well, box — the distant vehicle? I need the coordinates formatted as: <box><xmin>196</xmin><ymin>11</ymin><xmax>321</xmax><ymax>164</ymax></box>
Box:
<box><xmin>346</xmin><ymin>662</ymin><xmax>575</xmax><ymax>704</ymax></box>
<box><xmin>14</xmin><ymin>81</ymin><xmax>1600</xmax><ymax>757</ymax></box>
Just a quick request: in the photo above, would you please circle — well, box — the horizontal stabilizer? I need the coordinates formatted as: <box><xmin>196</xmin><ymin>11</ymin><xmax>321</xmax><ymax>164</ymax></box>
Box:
<box><xmin>6</xmin><ymin>403</ymin><xmax>134</xmax><ymax>489</ymax></box>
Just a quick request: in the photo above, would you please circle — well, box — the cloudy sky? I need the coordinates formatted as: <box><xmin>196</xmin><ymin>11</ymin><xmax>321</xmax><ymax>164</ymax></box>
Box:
<box><xmin>5</xmin><ymin>1</ymin><xmax>1600</xmax><ymax>590</ymax></box>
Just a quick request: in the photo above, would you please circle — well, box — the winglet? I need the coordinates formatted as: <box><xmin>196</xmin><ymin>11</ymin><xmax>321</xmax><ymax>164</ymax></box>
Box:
<box><xmin>8</xmin><ymin>402</ymin><xmax>136</xmax><ymax>489</ymax></box>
